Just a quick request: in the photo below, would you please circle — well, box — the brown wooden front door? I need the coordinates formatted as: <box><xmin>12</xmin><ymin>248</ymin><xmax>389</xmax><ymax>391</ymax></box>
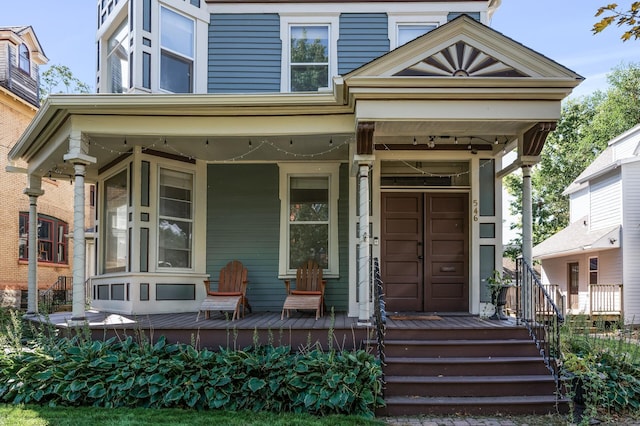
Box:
<box><xmin>381</xmin><ymin>192</ymin><xmax>469</xmax><ymax>312</ymax></box>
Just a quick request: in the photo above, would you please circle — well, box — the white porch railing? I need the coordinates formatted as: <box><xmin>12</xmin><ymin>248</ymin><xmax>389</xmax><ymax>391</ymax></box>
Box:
<box><xmin>590</xmin><ymin>283</ymin><xmax>623</xmax><ymax>316</ymax></box>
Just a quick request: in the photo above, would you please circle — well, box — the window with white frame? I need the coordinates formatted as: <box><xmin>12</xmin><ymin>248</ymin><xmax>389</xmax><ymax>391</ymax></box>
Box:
<box><xmin>106</xmin><ymin>20</ymin><xmax>129</xmax><ymax>93</ymax></box>
<box><xmin>158</xmin><ymin>168</ymin><xmax>193</xmax><ymax>269</ymax></box>
<box><xmin>281</xmin><ymin>16</ymin><xmax>338</xmax><ymax>92</ymax></box>
<box><xmin>103</xmin><ymin>169</ymin><xmax>128</xmax><ymax>273</ymax></box>
<box><xmin>279</xmin><ymin>163</ymin><xmax>339</xmax><ymax>276</ymax></box>
<box><xmin>18</xmin><ymin>44</ymin><xmax>30</xmax><ymax>74</ymax></box>
<box><xmin>396</xmin><ymin>24</ymin><xmax>437</xmax><ymax>47</ymax></box>
<box><xmin>589</xmin><ymin>256</ymin><xmax>598</xmax><ymax>285</ymax></box>
<box><xmin>388</xmin><ymin>15</ymin><xmax>442</xmax><ymax>49</ymax></box>
<box><xmin>160</xmin><ymin>6</ymin><xmax>194</xmax><ymax>93</ymax></box>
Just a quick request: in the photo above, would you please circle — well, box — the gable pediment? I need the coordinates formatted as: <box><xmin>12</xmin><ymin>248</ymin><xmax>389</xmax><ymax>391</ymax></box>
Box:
<box><xmin>344</xmin><ymin>15</ymin><xmax>582</xmax><ymax>83</ymax></box>
<box><xmin>394</xmin><ymin>40</ymin><xmax>529</xmax><ymax>78</ymax></box>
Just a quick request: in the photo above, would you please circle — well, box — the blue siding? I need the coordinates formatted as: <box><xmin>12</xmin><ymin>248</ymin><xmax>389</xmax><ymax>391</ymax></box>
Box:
<box><xmin>206</xmin><ymin>164</ymin><xmax>350</xmax><ymax>312</ymax></box>
<box><xmin>338</xmin><ymin>14</ymin><xmax>389</xmax><ymax>75</ymax></box>
<box><xmin>208</xmin><ymin>14</ymin><xmax>281</xmax><ymax>93</ymax></box>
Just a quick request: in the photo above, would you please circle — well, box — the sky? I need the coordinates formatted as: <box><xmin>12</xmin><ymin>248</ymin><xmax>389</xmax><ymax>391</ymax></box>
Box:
<box><xmin>3</xmin><ymin>1</ymin><xmax>637</xmax><ymax>96</ymax></box>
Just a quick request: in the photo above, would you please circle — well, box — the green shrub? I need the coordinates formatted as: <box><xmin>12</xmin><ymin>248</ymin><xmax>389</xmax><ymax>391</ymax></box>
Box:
<box><xmin>0</xmin><ymin>332</ymin><xmax>383</xmax><ymax>417</ymax></box>
<box><xmin>560</xmin><ymin>317</ymin><xmax>640</xmax><ymax>421</ymax></box>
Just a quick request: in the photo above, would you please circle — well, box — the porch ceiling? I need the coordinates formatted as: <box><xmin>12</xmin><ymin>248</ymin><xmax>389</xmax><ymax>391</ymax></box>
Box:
<box><xmin>37</xmin><ymin>133</ymin><xmax>354</xmax><ymax>182</ymax></box>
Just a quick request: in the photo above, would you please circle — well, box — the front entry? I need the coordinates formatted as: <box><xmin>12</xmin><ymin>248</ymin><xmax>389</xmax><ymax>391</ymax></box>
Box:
<box><xmin>381</xmin><ymin>192</ymin><xmax>469</xmax><ymax>312</ymax></box>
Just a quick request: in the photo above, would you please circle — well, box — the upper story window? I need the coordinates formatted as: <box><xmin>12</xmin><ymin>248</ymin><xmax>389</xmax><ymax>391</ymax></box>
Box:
<box><xmin>397</xmin><ymin>24</ymin><xmax>437</xmax><ymax>47</ymax></box>
<box><xmin>107</xmin><ymin>20</ymin><xmax>129</xmax><ymax>93</ymax></box>
<box><xmin>388</xmin><ymin>14</ymin><xmax>442</xmax><ymax>49</ymax></box>
<box><xmin>19</xmin><ymin>213</ymin><xmax>68</xmax><ymax>265</ymax></box>
<box><xmin>160</xmin><ymin>6</ymin><xmax>194</xmax><ymax>93</ymax></box>
<box><xmin>18</xmin><ymin>44</ymin><xmax>30</xmax><ymax>74</ymax></box>
<box><xmin>158</xmin><ymin>168</ymin><xmax>193</xmax><ymax>269</ymax></box>
<box><xmin>281</xmin><ymin>16</ymin><xmax>338</xmax><ymax>92</ymax></box>
<box><xmin>279</xmin><ymin>163</ymin><xmax>340</xmax><ymax>277</ymax></box>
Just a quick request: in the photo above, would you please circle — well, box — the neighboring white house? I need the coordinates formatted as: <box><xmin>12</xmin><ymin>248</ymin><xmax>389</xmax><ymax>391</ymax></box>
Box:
<box><xmin>533</xmin><ymin>123</ymin><xmax>640</xmax><ymax>323</ymax></box>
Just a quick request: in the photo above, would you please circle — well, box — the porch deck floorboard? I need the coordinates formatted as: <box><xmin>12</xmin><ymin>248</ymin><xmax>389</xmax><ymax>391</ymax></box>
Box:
<box><xmin>30</xmin><ymin>310</ymin><xmax>523</xmax><ymax>350</ymax></box>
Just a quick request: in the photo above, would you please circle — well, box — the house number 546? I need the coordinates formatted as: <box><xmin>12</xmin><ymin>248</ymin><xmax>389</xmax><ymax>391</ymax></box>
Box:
<box><xmin>473</xmin><ymin>200</ymin><xmax>479</xmax><ymax>222</ymax></box>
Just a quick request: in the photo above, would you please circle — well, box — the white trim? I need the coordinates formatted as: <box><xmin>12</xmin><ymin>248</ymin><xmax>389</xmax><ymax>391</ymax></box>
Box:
<box><xmin>210</xmin><ymin>3</ymin><xmax>489</xmax><ymax>23</ymax></box>
<box><xmin>280</xmin><ymin>15</ymin><xmax>339</xmax><ymax>93</ymax></box>
<box><xmin>278</xmin><ymin>162</ymin><xmax>340</xmax><ymax>277</ymax></box>
<box><xmin>388</xmin><ymin>13</ymin><xmax>445</xmax><ymax>49</ymax></box>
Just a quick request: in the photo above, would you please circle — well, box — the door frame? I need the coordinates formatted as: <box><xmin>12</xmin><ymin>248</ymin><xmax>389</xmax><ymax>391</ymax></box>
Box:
<box><xmin>379</xmin><ymin>189</ymin><xmax>471</xmax><ymax>313</ymax></box>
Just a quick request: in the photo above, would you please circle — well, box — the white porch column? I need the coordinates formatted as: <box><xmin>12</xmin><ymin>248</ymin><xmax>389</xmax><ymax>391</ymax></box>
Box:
<box><xmin>358</xmin><ymin>163</ymin><xmax>371</xmax><ymax>323</ymax></box>
<box><xmin>521</xmin><ymin>165</ymin><xmax>533</xmax><ymax>319</ymax></box>
<box><xmin>521</xmin><ymin>165</ymin><xmax>533</xmax><ymax>266</ymax></box>
<box><xmin>24</xmin><ymin>181</ymin><xmax>44</xmax><ymax>315</ymax></box>
<box><xmin>64</xmin><ymin>140</ymin><xmax>96</xmax><ymax>321</ymax></box>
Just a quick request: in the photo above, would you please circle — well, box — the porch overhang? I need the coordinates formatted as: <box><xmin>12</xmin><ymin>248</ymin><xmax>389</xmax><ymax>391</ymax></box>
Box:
<box><xmin>533</xmin><ymin>218</ymin><xmax>621</xmax><ymax>260</ymax></box>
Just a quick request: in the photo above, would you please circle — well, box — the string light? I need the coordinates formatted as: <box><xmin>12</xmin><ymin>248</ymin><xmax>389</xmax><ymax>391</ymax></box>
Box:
<box><xmin>380</xmin><ymin>144</ymin><xmax>493</xmax><ymax>178</ymax></box>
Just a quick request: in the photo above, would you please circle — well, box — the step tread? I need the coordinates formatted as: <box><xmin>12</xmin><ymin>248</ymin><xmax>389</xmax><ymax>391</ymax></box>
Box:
<box><xmin>385</xmin><ymin>375</ymin><xmax>555</xmax><ymax>383</ymax></box>
<box><xmin>385</xmin><ymin>395</ymin><xmax>565</xmax><ymax>405</ymax></box>
<box><xmin>385</xmin><ymin>356</ymin><xmax>545</xmax><ymax>364</ymax></box>
<box><xmin>384</xmin><ymin>339</ymin><xmax>535</xmax><ymax>345</ymax></box>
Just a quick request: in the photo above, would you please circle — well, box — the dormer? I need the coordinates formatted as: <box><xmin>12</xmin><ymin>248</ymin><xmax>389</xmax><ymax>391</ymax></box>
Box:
<box><xmin>0</xmin><ymin>26</ymin><xmax>48</xmax><ymax>107</ymax></box>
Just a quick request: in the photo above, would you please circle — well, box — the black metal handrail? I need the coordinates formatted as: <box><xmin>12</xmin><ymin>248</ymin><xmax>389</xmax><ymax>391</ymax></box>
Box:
<box><xmin>516</xmin><ymin>258</ymin><xmax>564</xmax><ymax>393</ymax></box>
<box><xmin>40</xmin><ymin>276</ymin><xmax>72</xmax><ymax>313</ymax></box>
<box><xmin>372</xmin><ymin>258</ymin><xmax>386</xmax><ymax>371</ymax></box>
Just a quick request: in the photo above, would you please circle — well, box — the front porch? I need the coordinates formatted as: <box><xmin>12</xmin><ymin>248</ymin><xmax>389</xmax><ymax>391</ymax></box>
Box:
<box><xmin>32</xmin><ymin>310</ymin><xmax>519</xmax><ymax>351</ymax></box>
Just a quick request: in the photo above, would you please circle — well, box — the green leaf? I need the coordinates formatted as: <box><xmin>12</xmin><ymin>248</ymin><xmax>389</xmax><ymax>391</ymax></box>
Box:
<box><xmin>87</xmin><ymin>383</ymin><xmax>106</xmax><ymax>399</ymax></box>
<box><xmin>164</xmin><ymin>387</ymin><xmax>184</xmax><ymax>403</ymax></box>
<box><xmin>247</xmin><ymin>377</ymin><xmax>266</xmax><ymax>392</ymax></box>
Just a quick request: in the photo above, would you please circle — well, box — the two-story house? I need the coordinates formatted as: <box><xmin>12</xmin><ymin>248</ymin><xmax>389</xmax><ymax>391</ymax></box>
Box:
<box><xmin>8</xmin><ymin>0</ymin><xmax>582</xmax><ymax>322</ymax></box>
<box><xmin>0</xmin><ymin>26</ymin><xmax>78</xmax><ymax>310</ymax></box>
<box><xmin>533</xmin><ymin>124</ymin><xmax>640</xmax><ymax>323</ymax></box>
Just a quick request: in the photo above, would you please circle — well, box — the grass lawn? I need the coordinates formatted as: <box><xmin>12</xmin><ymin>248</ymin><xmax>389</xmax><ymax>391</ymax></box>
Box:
<box><xmin>0</xmin><ymin>404</ymin><xmax>385</xmax><ymax>426</ymax></box>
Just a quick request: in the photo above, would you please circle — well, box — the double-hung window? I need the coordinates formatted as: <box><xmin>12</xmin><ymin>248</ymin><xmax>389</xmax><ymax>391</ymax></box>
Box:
<box><xmin>158</xmin><ymin>168</ymin><xmax>193</xmax><ymax>269</ymax></box>
<box><xmin>279</xmin><ymin>163</ymin><xmax>339</xmax><ymax>276</ymax></box>
<box><xmin>281</xmin><ymin>16</ymin><xmax>338</xmax><ymax>92</ymax></box>
<box><xmin>19</xmin><ymin>213</ymin><xmax>68</xmax><ymax>264</ymax></box>
<box><xmin>160</xmin><ymin>6</ymin><xmax>194</xmax><ymax>93</ymax></box>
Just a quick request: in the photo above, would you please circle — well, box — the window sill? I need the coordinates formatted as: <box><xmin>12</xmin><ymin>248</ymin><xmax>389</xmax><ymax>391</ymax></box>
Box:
<box><xmin>18</xmin><ymin>260</ymin><xmax>69</xmax><ymax>268</ymax></box>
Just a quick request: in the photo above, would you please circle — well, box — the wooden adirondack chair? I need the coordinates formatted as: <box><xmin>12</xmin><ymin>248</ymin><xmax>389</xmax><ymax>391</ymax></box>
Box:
<box><xmin>198</xmin><ymin>260</ymin><xmax>250</xmax><ymax>320</ymax></box>
<box><xmin>281</xmin><ymin>260</ymin><xmax>326</xmax><ymax>320</ymax></box>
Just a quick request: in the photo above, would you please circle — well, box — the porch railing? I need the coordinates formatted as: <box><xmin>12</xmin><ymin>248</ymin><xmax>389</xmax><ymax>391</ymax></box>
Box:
<box><xmin>590</xmin><ymin>283</ymin><xmax>623</xmax><ymax>316</ymax></box>
<box><xmin>372</xmin><ymin>257</ymin><xmax>386</xmax><ymax>370</ymax></box>
<box><xmin>516</xmin><ymin>258</ymin><xmax>564</xmax><ymax>393</ymax></box>
<box><xmin>542</xmin><ymin>284</ymin><xmax>565</xmax><ymax>316</ymax></box>
<box><xmin>39</xmin><ymin>276</ymin><xmax>72</xmax><ymax>313</ymax></box>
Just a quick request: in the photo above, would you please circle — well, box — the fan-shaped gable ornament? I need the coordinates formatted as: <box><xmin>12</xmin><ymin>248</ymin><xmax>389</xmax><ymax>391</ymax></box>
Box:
<box><xmin>394</xmin><ymin>41</ymin><xmax>529</xmax><ymax>78</ymax></box>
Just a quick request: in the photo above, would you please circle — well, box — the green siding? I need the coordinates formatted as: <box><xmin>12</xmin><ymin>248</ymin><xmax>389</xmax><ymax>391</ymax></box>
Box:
<box><xmin>208</xmin><ymin>14</ymin><xmax>281</xmax><ymax>93</ymax></box>
<box><xmin>206</xmin><ymin>164</ymin><xmax>350</xmax><ymax>312</ymax></box>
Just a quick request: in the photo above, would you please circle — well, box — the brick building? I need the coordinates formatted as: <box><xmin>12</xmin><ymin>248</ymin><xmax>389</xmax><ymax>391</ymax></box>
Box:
<box><xmin>0</xmin><ymin>26</ymin><xmax>77</xmax><ymax>307</ymax></box>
